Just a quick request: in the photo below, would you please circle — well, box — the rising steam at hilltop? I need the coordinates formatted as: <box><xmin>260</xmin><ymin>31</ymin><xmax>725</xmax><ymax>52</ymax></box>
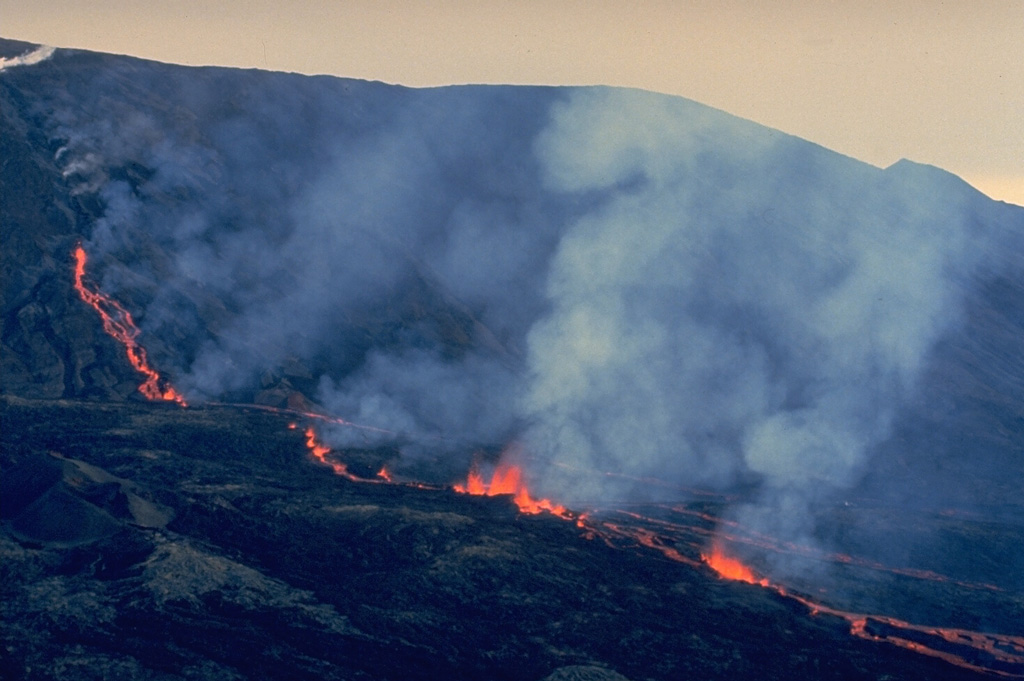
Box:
<box><xmin>18</xmin><ymin>51</ymin><xmax>1020</xmax><ymax>573</ymax></box>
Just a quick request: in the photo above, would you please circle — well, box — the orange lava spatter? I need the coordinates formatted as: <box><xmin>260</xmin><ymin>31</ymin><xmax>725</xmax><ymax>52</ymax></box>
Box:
<box><xmin>702</xmin><ymin>543</ymin><xmax>769</xmax><ymax>586</ymax></box>
<box><xmin>454</xmin><ymin>459</ymin><xmax>572</xmax><ymax>519</ymax></box>
<box><xmin>72</xmin><ymin>245</ymin><xmax>187</xmax><ymax>405</ymax></box>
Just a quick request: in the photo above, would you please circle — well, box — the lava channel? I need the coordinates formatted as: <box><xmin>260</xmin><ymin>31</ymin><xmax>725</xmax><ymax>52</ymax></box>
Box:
<box><xmin>702</xmin><ymin>542</ymin><xmax>1024</xmax><ymax>678</ymax></box>
<box><xmin>302</xmin><ymin>426</ymin><xmax>380</xmax><ymax>483</ymax></box>
<box><xmin>72</xmin><ymin>245</ymin><xmax>186</xmax><ymax>405</ymax></box>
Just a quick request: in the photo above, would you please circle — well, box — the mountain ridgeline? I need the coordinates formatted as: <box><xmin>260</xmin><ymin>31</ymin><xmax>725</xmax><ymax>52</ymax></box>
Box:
<box><xmin>2</xmin><ymin>40</ymin><xmax>1023</xmax><ymax>581</ymax></box>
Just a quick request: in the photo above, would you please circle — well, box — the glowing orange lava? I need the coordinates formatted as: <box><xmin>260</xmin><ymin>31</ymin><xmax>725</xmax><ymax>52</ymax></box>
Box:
<box><xmin>701</xmin><ymin>543</ymin><xmax>769</xmax><ymax>586</ymax></box>
<box><xmin>303</xmin><ymin>427</ymin><xmax>361</xmax><ymax>481</ymax></box>
<box><xmin>72</xmin><ymin>245</ymin><xmax>186</xmax><ymax>405</ymax></box>
<box><xmin>297</xmin><ymin>424</ymin><xmax>445</xmax><ymax>490</ymax></box>
<box><xmin>700</xmin><ymin>538</ymin><xmax>1024</xmax><ymax>677</ymax></box>
<box><xmin>455</xmin><ymin>459</ymin><xmax>572</xmax><ymax>519</ymax></box>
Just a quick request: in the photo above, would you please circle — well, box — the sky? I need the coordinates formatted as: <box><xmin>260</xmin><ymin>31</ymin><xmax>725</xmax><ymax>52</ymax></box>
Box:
<box><xmin>2</xmin><ymin>1</ymin><xmax>1022</xmax><ymax>205</ymax></box>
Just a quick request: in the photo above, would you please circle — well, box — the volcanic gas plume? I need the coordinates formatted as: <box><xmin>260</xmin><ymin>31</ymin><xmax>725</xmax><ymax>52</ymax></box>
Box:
<box><xmin>65</xmin><ymin>234</ymin><xmax>1024</xmax><ymax>678</ymax></box>
<box><xmin>52</xmin><ymin>72</ymin><xmax>1015</xmax><ymax>552</ymax></box>
<box><xmin>13</xmin><ymin>46</ymin><xmax>1023</xmax><ymax>679</ymax></box>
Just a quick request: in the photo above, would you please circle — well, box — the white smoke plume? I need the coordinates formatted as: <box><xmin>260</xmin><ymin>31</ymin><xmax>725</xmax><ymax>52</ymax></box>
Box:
<box><xmin>522</xmin><ymin>89</ymin><xmax>990</xmax><ymax>512</ymax></box>
<box><xmin>20</xmin><ymin>50</ymin><xmax>1022</xmax><ymax>581</ymax></box>
<box><xmin>0</xmin><ymin>44</ymin><xmax>55</xmax><ymax>72</ymax></box>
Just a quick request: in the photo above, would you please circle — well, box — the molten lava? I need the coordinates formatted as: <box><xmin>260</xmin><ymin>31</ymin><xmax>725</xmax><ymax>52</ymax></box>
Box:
<box><xmin>303</xmin><ymin>427</ymin><xmax>363</xmax><ymax>481</ymax></box>
<box><xmin>455</xmin><ymin>458</ymin><xmax>572</xmax><ymax>519</ymax></box>
<box><xmin>699</xmin><ymin>537</ymin><xmax>1024</xmax><ymax>677</ymax></box>
<box><xmin>702</xmin><ymin>542</ymin><xmax>769</xmax><ymax>586</ymax></box>
<box><xmin>297</xmin><ymin>423</ymin><xmax>445</xmax><ymax>491</ymax></box>
<box><xmin>72</xmin><ymin>245</ymin><xmax>186</xmax><ymax>405</ymax></box>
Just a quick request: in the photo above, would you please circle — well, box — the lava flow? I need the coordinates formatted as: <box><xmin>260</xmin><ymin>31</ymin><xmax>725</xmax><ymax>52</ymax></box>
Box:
<box><xmin>454</xmin><ymin>456</ymin><xmax>575</xmax><ymax>520</ymax></box>
<box><xmin>72</xmin><ymin>245</ymin><xmax>186</xmax><ymax>405</ymax></box>
<box><xmin>302</xmin><ymin>426</ymin><xmax>371</xmax><ymax>482</ymax></box>
<box><xmin>702</xmin><ymin>542</ymin><xmax>769</xmax><ymax>586</ymax></box>
<box><xmin>701</xmin><ymin>541</ymin><xmax>1024</xmax><ymax>678</ymax></box>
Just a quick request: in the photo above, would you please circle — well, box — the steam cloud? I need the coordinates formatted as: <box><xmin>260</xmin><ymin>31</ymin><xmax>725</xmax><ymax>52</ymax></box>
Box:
<box><xmin>522</xmin><ymin>89</ymin><xmax>988</xmax><ymax>504</ymax></box>
<box><xmin>31</xmin><ymin>51</ymin><xmax>1018</xmax><ymax>576</ymax></box>
<box><xmin>0</xmin><ymin>44</ymin><xmax>55</xmax><ymax>72</ymax></box>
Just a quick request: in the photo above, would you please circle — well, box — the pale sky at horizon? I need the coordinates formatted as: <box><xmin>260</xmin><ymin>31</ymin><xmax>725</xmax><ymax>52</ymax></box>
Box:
<box><xmin>3</xmin><ymin>1</ymin><xmax>1022</xmax><ymax>205</ymax></box>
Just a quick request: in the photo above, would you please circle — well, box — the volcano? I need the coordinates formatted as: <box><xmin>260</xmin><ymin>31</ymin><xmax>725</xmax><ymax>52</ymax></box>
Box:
<box><xmin>2</xmin><ymin>38</ymin><xmax>1023</xmax><ymax>680</ymax></box>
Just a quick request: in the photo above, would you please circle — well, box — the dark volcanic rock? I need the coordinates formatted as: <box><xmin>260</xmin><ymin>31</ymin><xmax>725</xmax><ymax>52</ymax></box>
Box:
<box><xmin>1</xmin><ymin>397</ymin><xmax>1010</xmax><ymax>681</ymax></box>
<box><xmin>1</xmin><ymin>448</ymin><xmax>172</xmax><ymax>546</ymax></box>
<box><xmin>542</xmin><ymin>666</ymin><xmax>634</xmax><ymax>681</ymax></box>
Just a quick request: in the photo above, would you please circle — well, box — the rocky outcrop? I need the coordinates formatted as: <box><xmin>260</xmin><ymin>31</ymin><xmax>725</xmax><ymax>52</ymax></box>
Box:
<box><xmin>2</xmin><ymin>448</ymin><xmax>172</xmax><ymax>546</ymax></box>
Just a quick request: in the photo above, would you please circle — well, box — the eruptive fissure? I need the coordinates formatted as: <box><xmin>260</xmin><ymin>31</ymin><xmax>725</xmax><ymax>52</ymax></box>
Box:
<box><xmin>699</xmin><ymin>510</ymin><xmax>1005</xmax><ymax>593</ymax></box>
<box><xmin>67</xmin><ymin>247</ymin><xmax>1023</xmax><ymax>678</ymax></box>
<box><xmin>702</xmin><ymin>542</ymin><xmax>769</xmax><ymax>585</ymax></box>
<box><xmin>547</xmin><ymin>499</ymin><xmax>1023</xmax><ymax>677</ymax></box>
<box><xmin>701</xmin><ymin>542</ymin><xmax>1024</xmax><ymax>678</ymax></box>
<box><xmin>300</xmin><ymin>425</ymin><xmax>378</xmax><ymax>483</ymax></box>
<box><xmin>284</xmin><ymin>418</ymin><xmax>1024</xmax><ymax>679</ymax></box>
<box><xmin>297</xmin><ymin>424</ymin><xmax>437</xmax><ymax>489</ymax></box>
<box><xmin>73</xmin><ymin>244</ymin><xmax>413</xmax><ymax>484</ymax></box>
<box><xmin>72</xmin><ymin>245</ymin><xmax>187</xmax><ymax>405</ymax></box>
<box><xmin>454</xmin><ymin>455</ymin><xmax>578</xmax><ymax>521</ymax></box>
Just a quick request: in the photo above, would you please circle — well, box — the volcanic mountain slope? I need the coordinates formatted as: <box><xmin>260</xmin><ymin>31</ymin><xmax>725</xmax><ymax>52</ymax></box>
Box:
<box><xmin>2</xmin><ymin>38</ymin><xmax>1024</xmax><ymax>680</ymax></box>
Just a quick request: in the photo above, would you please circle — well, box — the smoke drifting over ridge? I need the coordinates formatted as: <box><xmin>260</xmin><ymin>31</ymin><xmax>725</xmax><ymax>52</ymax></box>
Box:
<box><xmin>523</xmin><ymin>89</ymin><xmax>993</xmax><ymax>503</ymax></box>
<box><xmin>14</xmin><ymin>49</ymin><xmax>1022</xmax><ymax>567</ymax></box>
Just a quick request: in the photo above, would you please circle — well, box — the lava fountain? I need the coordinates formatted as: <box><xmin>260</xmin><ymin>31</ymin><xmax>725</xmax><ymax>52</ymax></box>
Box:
<box><xmin>72</xmin><ymin>245</ymin><xmax>186</xmax><ymax>405</ymax></box>
<box><xmin>702</xmin><ymin>542</ymin><xmax>769</xmax><ymax>586</ymax></box>
<box><xmin>454</xmin><ymin>451</ymin><xmax>575</xmax><ymax>520</ymax></box>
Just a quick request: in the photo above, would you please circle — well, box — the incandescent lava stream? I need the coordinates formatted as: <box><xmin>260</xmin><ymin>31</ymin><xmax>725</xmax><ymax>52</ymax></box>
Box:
<box><xmin>702</xmin><ymin>542</ymin><xmax>1024</xmax><ymax>678</ymax></box>
<box><xmin>72</xmin><ymin>245</ymin><xmax>187</xmax><ymax>405</ymax></box>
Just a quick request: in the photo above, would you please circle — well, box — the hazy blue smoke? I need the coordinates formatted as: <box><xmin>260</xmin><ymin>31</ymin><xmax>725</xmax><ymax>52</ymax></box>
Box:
<box><xmin>521</xmin><ymin>89</ymin><xmax>990</xmax><ymax>509</ymax></box>
<box><xmin>34</xmin><ymin>52</ymin><xmax>1019</xmax><ymax>569</ymax></box>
